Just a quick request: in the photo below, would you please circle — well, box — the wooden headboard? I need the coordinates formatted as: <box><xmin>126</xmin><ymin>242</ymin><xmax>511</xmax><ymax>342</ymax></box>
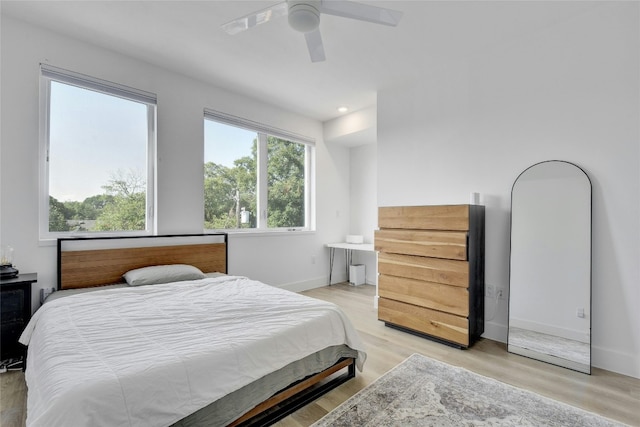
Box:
<box><xmin>57</xmin><ymin>234</ymin><xmax>227</xmax><ymax>290</ymax></box>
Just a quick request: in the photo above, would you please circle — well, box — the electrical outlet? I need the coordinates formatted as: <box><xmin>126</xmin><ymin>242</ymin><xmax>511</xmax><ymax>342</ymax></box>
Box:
<box><xmin>40</xmin><ymin>287</ymin><xmax>55</xmax><ymax>304</ymax></box>
<box><xmin>486</xmin><ymin>285</ymin><xmax>496</xmax><ymax>298</ymax></box>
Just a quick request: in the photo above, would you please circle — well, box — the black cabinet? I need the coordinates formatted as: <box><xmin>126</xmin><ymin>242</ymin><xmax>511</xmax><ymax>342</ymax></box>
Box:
<box><xmin>1</xmin><ymin>273</ymin><xmax>37</xmax><ymax>361</ymax></box>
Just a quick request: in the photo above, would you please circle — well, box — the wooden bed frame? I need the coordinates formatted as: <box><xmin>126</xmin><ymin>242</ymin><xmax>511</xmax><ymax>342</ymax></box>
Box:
<box><xmin>57</xmin><ymin>234</ymin><xmax>228</xmax><ymax>290</ymax></box>
<box><xmin>55</xmin><ymin>234</ymin><xmax>356</xmax><ymax>426</ymax></box>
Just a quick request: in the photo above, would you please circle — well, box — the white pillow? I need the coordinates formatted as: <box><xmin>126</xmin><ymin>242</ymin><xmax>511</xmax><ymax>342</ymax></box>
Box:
<box><xmin>123</xmin><ymin>264</ymin><xmax>205</xmax><ymax>286</ymax></box>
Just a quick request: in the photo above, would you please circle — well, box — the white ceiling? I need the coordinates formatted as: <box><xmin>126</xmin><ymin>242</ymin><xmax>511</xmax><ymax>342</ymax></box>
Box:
<box><xmin>1</xmin><ymin>1</ymin><xmax>600</xmax><ymax>123</ymax></box>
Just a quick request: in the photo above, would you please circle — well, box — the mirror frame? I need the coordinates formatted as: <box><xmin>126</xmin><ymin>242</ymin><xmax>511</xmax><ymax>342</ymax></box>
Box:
<box><xmin>507</xmin><ymin>160</ymin><xmax>592</xmax><ymax>374</ymax></box>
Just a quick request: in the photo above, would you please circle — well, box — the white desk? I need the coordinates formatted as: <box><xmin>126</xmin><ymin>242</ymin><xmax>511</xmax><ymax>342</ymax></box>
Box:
<box><xmin>326</xmin><ymin>243</ymin><xmax>376</xmax><ymax>285</ymax></box>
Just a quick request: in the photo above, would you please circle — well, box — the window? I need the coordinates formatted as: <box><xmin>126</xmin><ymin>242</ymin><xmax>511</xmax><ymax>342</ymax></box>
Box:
<box><xmin>40</xmin><ymin>65</ymin><xmax>156</xmax><ymax>238</ymax></box>
<box><xmin>204</xmin><ymin>110</ymin><xmax>314</xmax><ymax>232</ymax></box>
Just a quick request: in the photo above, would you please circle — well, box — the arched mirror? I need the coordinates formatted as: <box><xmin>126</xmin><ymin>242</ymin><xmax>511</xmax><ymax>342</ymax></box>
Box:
<box><xmin>508</xmin><ymin>160</ymin><xmax>591</xmax><ymax>374</ymax></box>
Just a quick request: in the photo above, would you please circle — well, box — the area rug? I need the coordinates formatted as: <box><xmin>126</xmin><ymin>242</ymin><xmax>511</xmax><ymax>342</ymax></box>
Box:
<box><xmin>312</xmin><ymin>353</ymin><xmax>626</xmax><ymax>427</ymax></box>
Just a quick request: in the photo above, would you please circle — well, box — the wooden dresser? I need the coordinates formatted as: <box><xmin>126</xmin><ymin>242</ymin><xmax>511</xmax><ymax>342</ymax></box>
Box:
<box><xmin>375</xmin><ymin>205</ymin><xmax>485</xmax><ymax>348</ymax></box>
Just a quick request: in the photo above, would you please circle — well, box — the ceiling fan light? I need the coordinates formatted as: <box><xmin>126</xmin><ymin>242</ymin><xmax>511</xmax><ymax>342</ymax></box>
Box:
<box><xmin>288</xmin><ymin>2</ymin><xmax>320</xmax><ymax>33</ymax></box>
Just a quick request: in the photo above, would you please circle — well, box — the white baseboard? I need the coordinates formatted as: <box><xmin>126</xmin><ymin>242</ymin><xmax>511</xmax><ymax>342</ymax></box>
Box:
<box><xmin>278</xmin><ymin>276</ymin><xmax>329</xmax><ymax>293</ymax></box>
<box><xmin>483</xmin><ymin>323</ymin><xmax>639</xmax><ymax>379</ymax></box>
<box><xmin>592</xmin><ymin>345</ymin><xmax>640</xmax><ymax>379</ymax></box>
<box><xmin>276</xmin><ymin>281</ymin><xmax>639</xmax><ymax>380</ymax></box>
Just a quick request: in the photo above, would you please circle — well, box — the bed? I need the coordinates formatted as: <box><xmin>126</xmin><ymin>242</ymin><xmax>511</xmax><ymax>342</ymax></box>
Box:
<box><xmin>19</xmin><ymin>234</ymin><xmax>366</xmax><ymax>427</ymax></box>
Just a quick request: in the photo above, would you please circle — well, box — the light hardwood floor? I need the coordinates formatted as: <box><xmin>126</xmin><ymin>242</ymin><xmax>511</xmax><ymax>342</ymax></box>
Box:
<box><xmin>1</xmin><ymin>283</ymin><xmax>638</xmax><ymax>426</ymax></box>
<box><xmin>277</xmin><ymin>283</ymin><xmax>640</xmax><ymax>426</ymax></box>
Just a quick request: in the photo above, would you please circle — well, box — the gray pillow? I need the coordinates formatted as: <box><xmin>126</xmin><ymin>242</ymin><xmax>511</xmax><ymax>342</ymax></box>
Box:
<box><xmin>123</xmin><ymin>264</ymin><xmax>206</xmax><ymax>286</ymax></box>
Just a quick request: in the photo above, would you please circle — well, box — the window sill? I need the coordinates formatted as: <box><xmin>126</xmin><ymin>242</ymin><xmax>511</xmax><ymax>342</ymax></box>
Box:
<box><xmin>210</xmin><ymin>229</ymin><xmax>316</xmax><ymax>238</ymax></box>
<box><xmin>39</xmin><ymin>231</ymin><xmax>153</xmax><ymax>246</ymax></box>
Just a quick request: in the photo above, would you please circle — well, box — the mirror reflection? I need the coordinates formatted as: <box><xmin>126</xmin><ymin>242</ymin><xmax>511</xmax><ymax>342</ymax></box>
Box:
<box><xmin>508</xmin><ymin>160</ymin><xmax>591</xmax><ymax>374</ymax></box>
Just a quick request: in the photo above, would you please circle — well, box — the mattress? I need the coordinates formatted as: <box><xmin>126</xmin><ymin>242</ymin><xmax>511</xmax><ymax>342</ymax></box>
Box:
<box><xmin>20</xmin><ymin>275</ymin><xmax>366</xmax><ymax>427</ymax></box>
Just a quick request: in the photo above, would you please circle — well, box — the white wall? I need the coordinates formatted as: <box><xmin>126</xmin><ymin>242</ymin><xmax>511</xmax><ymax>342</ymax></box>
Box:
<box><xmin>0</xmin><ymin>16</ymin><xmax>352</xmax><ymax>307</ymax></box>
<box><xmin>348</xmin><ymin>144</ymin><xmax>377</xmax><ymax>285</ymax></box>
<box><xmin>323</xmin><ymin>108</ymin><xmax>378</xmax><ymax>285</ymax></box>
<box><xmin>377</xmin><ymin>2</ymin><xmax>639</xmax><ymax>378</ymax></box>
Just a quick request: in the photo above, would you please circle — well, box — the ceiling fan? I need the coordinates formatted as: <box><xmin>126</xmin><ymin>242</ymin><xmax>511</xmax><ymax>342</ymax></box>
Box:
<box><xmin>221</xmin><ymin>0</ymin><xmax>403</xmax><ymax>63</ymax></box>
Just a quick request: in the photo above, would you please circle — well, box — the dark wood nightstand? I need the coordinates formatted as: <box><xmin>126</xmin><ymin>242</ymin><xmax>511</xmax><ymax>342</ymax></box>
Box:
<box><xmin>1</xmin><ymin>273</ymin><xmax>37</xmax><ymax>362</ymax></box>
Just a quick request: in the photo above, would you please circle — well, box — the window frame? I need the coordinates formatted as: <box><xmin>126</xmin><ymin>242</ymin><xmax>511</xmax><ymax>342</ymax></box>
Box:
<box><xmin>39</xmin><ymin>64</ymin><xmax>157</xmax><ymax>240</ymax></box>
<box><xmin>204</xmin><ymin>109</ymin><xmax>315</xmax><ymax>233</ymax></box>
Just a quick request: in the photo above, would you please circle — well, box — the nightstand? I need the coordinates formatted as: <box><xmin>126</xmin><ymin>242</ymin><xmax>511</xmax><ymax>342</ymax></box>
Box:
<box><xmin>1</xmin><ymin>273</ymin><xmax>37</xmax><ymax>362</ymax></box>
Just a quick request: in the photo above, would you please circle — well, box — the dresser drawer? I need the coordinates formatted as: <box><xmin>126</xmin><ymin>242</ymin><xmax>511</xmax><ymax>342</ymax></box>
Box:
<box><xmin>375</xmin><ymin>229</ymin><xmax>468</xmax><ymax>260</ymax></box>
<box><xmin>378</xmin><ymin>205</ymin><xmax>470</xmax><ymax>231</ymax></box>
<box><xmin>378</xmin><ymin>297</ymin><xmax>469</xmax><ymax>347</ymax></box>
<box><xmin>378</xmin><ymin>274</ymin><xmax>469</xmax><ymax>317</ymax></box>
<box><xmin>378</xmin><ymin>252</ymin><xmax>469</xmax><ymax>287</ymax></box>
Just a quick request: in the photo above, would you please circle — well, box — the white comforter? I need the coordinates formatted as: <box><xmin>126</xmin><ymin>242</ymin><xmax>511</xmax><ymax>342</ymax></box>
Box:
<box><xmin>19</xmin><ymin>276</ymin><xmax>366</xmax><ymax>427</ymax></box>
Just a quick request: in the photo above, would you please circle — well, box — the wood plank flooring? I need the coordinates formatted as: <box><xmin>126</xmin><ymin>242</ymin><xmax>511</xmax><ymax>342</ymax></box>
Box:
<box><xmin>1</xmin><ymin>283</ymin><xmax>638</xmax><ymax>426</ymax></box>
<box><xmin>277</xmin><ymin>283</ymin><xmax>639</xmax><ymax>426</ymax></box>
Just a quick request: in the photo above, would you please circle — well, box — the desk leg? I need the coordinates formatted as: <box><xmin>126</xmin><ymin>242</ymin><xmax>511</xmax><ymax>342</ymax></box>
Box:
<box><xmin>345</xmin><ymin>249</ymin><xmax>352</xmax><ymax>283</ymax></box>
<box><xmin>329</xmin><ymin>248</ymin><xmax>335</xmax><ymax>285</ymax></box>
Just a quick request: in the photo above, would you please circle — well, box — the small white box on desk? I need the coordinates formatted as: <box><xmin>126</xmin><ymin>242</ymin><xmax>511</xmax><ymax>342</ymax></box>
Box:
<box><xmin>346</xmin><ymin>235</ymin><xmax>364</xmax><ymax>244</ymax></box>
<box><xmin>349</xmin><ymin>264</ymin><xmax>365</xmax><ymax>286</ymax></box>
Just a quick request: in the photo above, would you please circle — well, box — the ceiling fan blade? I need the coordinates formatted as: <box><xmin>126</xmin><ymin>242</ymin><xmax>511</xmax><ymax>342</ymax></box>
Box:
<box><xmin>221</xmin><ymin>1</ymin><xmax>288</xmax><ymax>35</ymax></box>
<box><xmin>304</xmin><ymin>29</ymin><xmax>326</xmax><ymax>62</ymax></box>
<box><xmin>319</xmin><ymin>0</ymin><xmax>403</xmax><ymax>27</ymax></box>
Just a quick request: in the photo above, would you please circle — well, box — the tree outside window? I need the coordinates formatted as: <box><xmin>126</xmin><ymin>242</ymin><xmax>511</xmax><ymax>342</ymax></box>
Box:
<box><xmin>41</xmin><ymin>67</ymin><xmax>156</xmax><ymax>238</ymax></box>
<box><xmin>204</xmin><ymin>117</ymin><xmax>312</xmax><ymax>231</ymax></box>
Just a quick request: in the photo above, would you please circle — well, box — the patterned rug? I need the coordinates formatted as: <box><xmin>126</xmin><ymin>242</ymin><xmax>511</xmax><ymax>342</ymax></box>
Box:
<box><xmin>312</xmin><ymin>353</ymin><xmax>626</xmax><ymax>427</ymax></box>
